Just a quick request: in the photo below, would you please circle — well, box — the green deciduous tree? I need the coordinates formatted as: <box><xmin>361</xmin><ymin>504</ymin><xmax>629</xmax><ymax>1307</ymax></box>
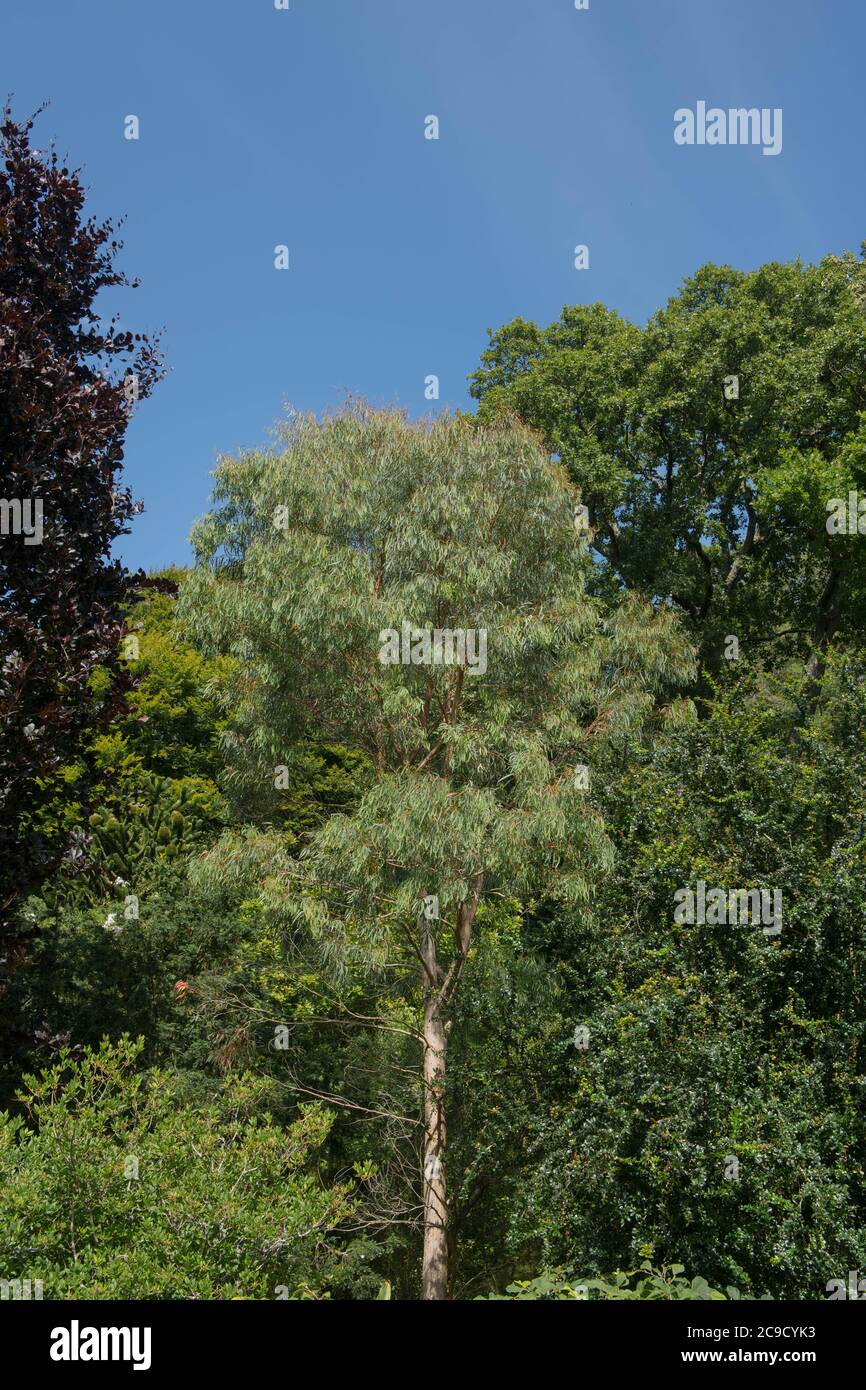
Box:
<box><xmin>0</xmin><ymin>1038</ymin><xmax>354</xmax><ymax>1299</ymax></box>
<box><xmin>488</xmin><ymin>655</ymin><xmax>866</xmax><ymax>1299</ymax></box>
<box><xmin>470</xmin><ymin>251</ymin><xmax>866</xmax><ymax>686</ymax></box>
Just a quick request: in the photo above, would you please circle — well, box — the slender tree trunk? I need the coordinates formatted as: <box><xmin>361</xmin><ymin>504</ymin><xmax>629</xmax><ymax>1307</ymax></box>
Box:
<box><xmin>421</xmin><ymin>995</ymin><xmax>448</xmax><ymax>1299</ymax></box>
<box><xmin>418</xmin><ymin>885</ymin><xmax>482</xmax><ymax>1299</ymax></box>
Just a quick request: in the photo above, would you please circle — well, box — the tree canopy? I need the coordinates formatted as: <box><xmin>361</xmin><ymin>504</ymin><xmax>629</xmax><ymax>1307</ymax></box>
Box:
<box><xmin>470</xmin><ymin>252</ymin><xmax>866</xmax><ymax>687</ymax></box>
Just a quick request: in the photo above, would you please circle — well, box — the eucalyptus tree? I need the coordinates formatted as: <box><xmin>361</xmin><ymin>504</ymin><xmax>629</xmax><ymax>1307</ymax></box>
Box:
<box><xmin>181</xmin><ymin>405</ymin><xmax>693</xmax><ymax>1298</ymax></box>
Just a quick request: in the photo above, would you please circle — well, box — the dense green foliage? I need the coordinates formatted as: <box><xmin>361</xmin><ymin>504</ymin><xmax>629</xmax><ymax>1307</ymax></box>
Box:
<box><xmin>470</xmin><ymin>250</ymin><xmax>866</xmax><ymax>684</ymax></box>
<box><xmin>481</xmin><ymin>1264</ymin><xmax>736</xmax><ymax>1300</ymax></box>
<box><xmin>442</xmin><ymin>661</ymin><xmax>866</xmax><ymax>1299</ymax></box>
<box><xmin>0</xmin><ymin>1039</ymin><xmax>355</xmax><ymax>1299</ymax></box>
<box><xmin>2</xmin><ymin>247</ymin><xmax>865</xmax><ymax>1301</ymax></box>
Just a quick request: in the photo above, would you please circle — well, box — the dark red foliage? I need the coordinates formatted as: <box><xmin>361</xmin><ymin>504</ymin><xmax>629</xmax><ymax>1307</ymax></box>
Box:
<box><xmin>0</xmin><ymin>105</ymin><xmax>163</xmax><ymax>986</ymax></box>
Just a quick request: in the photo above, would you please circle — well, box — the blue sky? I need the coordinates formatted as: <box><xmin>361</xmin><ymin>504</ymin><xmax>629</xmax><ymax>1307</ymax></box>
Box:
<box><xmin>4</xmin><ymin>0</ymin><xmax>865</xmax><ymax>571</ymax></box>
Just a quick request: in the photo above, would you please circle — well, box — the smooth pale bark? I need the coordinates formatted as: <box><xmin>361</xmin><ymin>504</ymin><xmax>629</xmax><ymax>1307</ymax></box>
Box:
<box><xmin>418</xmin><ymin>889</ymin><xmax>482</xmax><ymax>1300</ymax></box>
<box><xmin>421</xmin><ymin>997</ymin><xmax>448</xmax><ymax>1300</ymax></box>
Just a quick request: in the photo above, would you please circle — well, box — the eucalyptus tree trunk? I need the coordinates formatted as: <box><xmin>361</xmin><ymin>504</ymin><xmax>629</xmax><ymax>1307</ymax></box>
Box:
<box><xmin>419</xmin><ymin>891</ymin><xmax>482</xmax><ymax>1300</ymax></box>
<box><xmin>421</xmin><ymin>996</ymin><xmax>448</xmax><ymax>1300</ymax></box>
